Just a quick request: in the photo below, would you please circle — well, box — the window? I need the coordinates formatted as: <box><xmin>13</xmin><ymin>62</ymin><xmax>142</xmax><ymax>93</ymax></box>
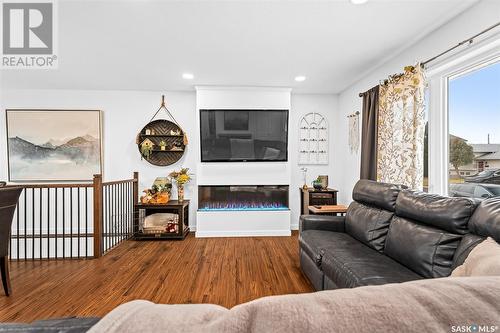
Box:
<box><xmin>447</xmin><ymin>61</ymin><xmax>500</xmax><ymax>199</ymax></box>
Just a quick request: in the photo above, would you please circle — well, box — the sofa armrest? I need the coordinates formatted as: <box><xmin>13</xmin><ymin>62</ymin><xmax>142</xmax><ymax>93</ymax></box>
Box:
<box><xmin>299</xmin><ymin>215</ymin><xmax>346</xmax><ymax>233</ymax></box>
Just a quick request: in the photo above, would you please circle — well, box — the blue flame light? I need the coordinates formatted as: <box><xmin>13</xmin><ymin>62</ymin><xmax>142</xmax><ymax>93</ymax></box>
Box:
<box><xmin>199</xmin><ymin>201</ymin><xmax>289</xmax><ymax>212</ymax></box>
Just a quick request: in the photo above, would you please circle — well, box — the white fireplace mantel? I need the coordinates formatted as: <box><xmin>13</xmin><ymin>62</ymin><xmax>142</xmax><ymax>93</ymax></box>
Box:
<box><xmin>194</xmin><ymin>86</ymin><xmax>292</xmax><ymax>237</ymax></box>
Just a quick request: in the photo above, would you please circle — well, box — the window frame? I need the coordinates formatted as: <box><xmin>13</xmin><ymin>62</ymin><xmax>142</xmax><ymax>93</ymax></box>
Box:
<box><xmin>426</xmin><ymin>34</ymin><xmax>500</xmax><ymax>195</ymax></box>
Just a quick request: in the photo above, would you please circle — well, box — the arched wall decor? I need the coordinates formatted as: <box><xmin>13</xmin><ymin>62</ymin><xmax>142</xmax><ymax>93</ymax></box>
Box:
<box><xmin>298</xmin><ymin>112</ymin><xmax>328</xmax><ymax>165</ymax></box>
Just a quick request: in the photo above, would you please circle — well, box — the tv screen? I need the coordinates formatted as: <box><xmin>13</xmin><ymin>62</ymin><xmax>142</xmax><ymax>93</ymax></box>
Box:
<box><xmin>200</xmin><ymin>109</ymin><xmax>288</xmax><ymax>162</ymax></box>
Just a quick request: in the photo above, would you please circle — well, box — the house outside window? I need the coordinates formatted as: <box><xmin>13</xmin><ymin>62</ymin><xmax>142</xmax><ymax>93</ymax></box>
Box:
<box><xmin>447</xmin><ymin>61</ymin><xmax>500</xmax><ymax>200</ymax></box>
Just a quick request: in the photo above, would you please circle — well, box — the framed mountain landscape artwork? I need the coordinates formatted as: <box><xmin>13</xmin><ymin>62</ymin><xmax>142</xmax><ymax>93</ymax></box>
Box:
<box><xmin>6</xmin><ymin>110</ymin><xmax>103</xmax><ymax>182</ymax></box>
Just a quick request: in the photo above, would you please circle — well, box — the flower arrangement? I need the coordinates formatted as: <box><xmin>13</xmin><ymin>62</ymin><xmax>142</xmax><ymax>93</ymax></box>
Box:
<box><xmin>169</xmin><ymin>168</ymin><xmax>192</xmax><ymax>201</ymax></box>
<box><xmin>169</xmin><ymin>168</ymin><xmax>191</xmax><ymax>185</ymax></box>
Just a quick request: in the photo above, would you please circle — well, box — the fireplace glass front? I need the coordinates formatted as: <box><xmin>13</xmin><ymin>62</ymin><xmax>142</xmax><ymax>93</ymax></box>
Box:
<box><xmin>198</xmin><ymin>185</ymin><xmax>289</xmax><ymax>211</ymax></box>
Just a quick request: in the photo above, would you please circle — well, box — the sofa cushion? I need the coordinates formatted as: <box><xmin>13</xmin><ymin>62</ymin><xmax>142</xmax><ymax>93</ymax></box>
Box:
<box><xmin>320</xmin><ymin>233</ymin><xmax>422</xmax><ymax>288</ymax></box>
<box><xmin>395</xmin><ymin>190</ymin><xmax>476</xmax><ymax>234</ymax></box>
<box><xmin>352</xmin><ymin>180</ymin><xmax>402</xmax><ymax>212</ymax></box>
<box><xmin>468</xmin><ymin>197</ymin><xmax>500</xmax><ymax>242</ymax></box>
<box><xmin>384</xmin><ymin>217</ymin><xmax>462</xmax><ymax>278</ymax></box>
<box><xmin>299</xmin><ymin>230</ymin><xmax>355</xmax><ymax>264</ymax></box>
<box><xmin>345</xmin><ymin>201</ymin><xmax>393</xmax><ymax>251</ymax></box>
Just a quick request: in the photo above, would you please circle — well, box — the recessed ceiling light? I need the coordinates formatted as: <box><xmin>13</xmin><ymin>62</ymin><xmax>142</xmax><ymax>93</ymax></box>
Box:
<box><xmin>295</xmin><ymin>76</ymin><xmax>306</xmax><ymax>82</ymax></box>
<box><xmin>350</xmin><ymin>0</ymin><xmax>368</xmax><ymax>4</ymax></box>
<box><xmin>182</xmin><ymin>73</ymin><xmax>194</xmax><ymax>80</ymax></box>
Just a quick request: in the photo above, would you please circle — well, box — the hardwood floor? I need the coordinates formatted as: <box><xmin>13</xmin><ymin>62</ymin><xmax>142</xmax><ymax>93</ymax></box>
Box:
<box><xmin>0</xmin><ymin>232</ymin><xmax>313</xmax><ymax>322</ymax></box>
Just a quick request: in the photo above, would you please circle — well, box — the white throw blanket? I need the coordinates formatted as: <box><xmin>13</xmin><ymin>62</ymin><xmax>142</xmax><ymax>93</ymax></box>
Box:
<box><xmin>89</xmin><ymin>277</ymin><xmax>500</xmax><ymax>333</ymax></box>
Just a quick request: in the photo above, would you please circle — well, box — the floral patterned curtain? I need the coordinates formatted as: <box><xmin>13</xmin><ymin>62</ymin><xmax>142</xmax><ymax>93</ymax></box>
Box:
<box><xmin>377</xmin><ymin>65</ymin><xmax>426</xmax><ymax>190</ymax></box>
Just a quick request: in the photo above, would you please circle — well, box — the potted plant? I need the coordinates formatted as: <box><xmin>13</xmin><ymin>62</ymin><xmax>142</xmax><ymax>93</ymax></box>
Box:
<box><xmin>169</xmin><ymin>168</ymin><xmax>192</xmax><ymax>202</ymax></box>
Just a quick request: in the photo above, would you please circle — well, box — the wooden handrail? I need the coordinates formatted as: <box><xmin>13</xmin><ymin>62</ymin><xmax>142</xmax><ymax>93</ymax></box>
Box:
<box><xmin>7</xmin><ymin>183</ymin><xmax>93</xmax><ymax>188</ymax></box>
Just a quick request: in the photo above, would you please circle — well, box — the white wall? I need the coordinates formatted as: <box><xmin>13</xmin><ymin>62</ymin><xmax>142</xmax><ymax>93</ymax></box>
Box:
<box><xmin>335</xmin><ymin>0</ymin><xmax>500</xmax><ymax>204</ymax></box>
<box><xmin>1</xmin><ymin>89</ymin><xmax>338</xmax><ymax>230</ymax></box>
<box><xmin>290</xmin><ymin>94</ymin><xmax>339</xmax><ymax>226</ymax></box>
<box><xmin>0</xmin><ymin>90</ymin><xmax>198</xmax><ymax>225</ymax></box>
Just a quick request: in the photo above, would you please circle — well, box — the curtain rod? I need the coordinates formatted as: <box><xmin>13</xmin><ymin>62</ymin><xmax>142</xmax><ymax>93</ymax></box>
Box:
<box><xmin>358</xmin><ymin>21</ymin><xmax>500</xmax><ymax>98</ymax></box>
<box><xmin>421</xmin><ymin>21</ymin><xmax>500</xmax><ymax>66</ymax></box>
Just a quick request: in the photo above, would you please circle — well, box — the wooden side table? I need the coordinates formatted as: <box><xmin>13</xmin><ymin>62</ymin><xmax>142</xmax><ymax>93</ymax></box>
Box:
<box><xmin>134</xmin><ymin>200</ymin><xmax>190</xmax><ymax>240</ymax></box>
<box><xmin>300</xmin><ymin>187</ymin><xmax>338</xmax><ymax>215</ymax></box>
<box><xmin>308</xmin><ymin>204</ymin><xmax>348</xmax><ymax>216</ymax></box>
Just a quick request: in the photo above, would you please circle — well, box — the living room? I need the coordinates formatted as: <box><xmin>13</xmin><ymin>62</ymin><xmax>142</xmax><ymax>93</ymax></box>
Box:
<box><xmin>0</xmin><ymin>0</ymin><xmax>499</xmax><ymax>332</ymax></box>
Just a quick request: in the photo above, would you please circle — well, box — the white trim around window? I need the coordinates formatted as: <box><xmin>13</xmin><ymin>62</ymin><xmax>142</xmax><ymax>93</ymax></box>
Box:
<box><xmin>426</xmin><ymin>33</ymin><xmax>500</xmax><ymax>195</ymax></box>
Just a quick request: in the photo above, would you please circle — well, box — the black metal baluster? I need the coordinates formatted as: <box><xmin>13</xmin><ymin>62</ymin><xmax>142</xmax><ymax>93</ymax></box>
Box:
<box><xmin>70</xmin><ymin>188</ymin><xmax>73</xmax><ymax>259</ymax></box>
<box><xmin>111</xmin><ymin>185</ymin><xmax>114</xmax><ymax>248</ymax></box>
<box><xmin>117</xmin><ymin>184</ymin><xmax>120</xmax><ymax>244</ymax></box>
<box><xmin>123</xmin><ymin>183</ymin><xmax>126</xmax><ymax>240</ymax></box>
<box><xmin>130</xmin><ymin>182</ymin><xmax>133</xmax><ymax>237</ymax></box>
<box><xmin>126</xmin><ymin>182</ymin><xmax>130</xmax><ymax>237</ymax></box>
<box><xmin>62</xmin><ymin>188</ymin><xmax>66</xmax><ymax>259</ymax></box>
<box><xmin>32</xmin><ymin>188</ymin><xmax>35</xmax><ymax>261</ymax></box>
<box><xmin>103</xmin><ymin>186</ymin><xmax>106</xmax><ymax>253</ymax></box>
<box><xmin>109</xmin><ymin>185</ymin><xmax>112</xmax><ymax>249</ymax></box>
<box><xmin>78</xmin><ymin>188</ymin><xmax>81</xmax><ymax>258</ymax></box>
<box><xmin>39</xmin><ymin>188</ymin><xmax>42</xmax><ymax>259</ymax></box>
<box><xmin>120</xmin><ymin>184</ymin><xmax>122</xmax><ymax>242</ymax></box>
<box><xmin>55</xmin><ymin>188</ymin><xmax>58</xmax><ymax>259</ymax></box>
<box><xmin>119</xmin><ymin>184</ymin><xmax>125</xmax><ymax>243</ymax></box>
<box><xmin>111</xmin><ymin>185</ymin><xmax>113</xmax><ymax>248</ymax></box>
<box><xmin>47</xmin><ymin>188</ymin><xmax>50</xmax><ymax>259</ymax></box>
<box><xmin>85</xmin><ymin>187</ymin><xmax>88</xmax><ymax>257</ymax></box>
<box><xmin>116</xmin><ymin>184</ymin><xmax>119</xmax><ymax>244</ymax></box>
<box><xmin>114</xmin><ymin>184</ymin><xmax>117</xmax><ymax>247</ymax></box>
<box><xmin>24</xmin><ymin>189</ymin><xmax>27</xmax><ymax>260</ymax></box>
<box><xmin>16</xmin><ymin>195</ymin><xmax>19</xmax><ymax>259</ymax></box>
<box><xmin>123</xmin><ymin>183</ymin><xmax>126</xmax><ymax>241</ymax></box>
<box><xmin>104</xmin><ymin>186</ymin><xmax>107</xmax><ymax>252</ymax></box>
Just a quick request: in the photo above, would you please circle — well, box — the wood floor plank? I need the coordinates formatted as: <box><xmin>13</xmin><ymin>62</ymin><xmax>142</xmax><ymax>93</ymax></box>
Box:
<box><xmin>0</xmin><ymin>232</ymin><xmax>313</xmax><ymax>322</ymax></box>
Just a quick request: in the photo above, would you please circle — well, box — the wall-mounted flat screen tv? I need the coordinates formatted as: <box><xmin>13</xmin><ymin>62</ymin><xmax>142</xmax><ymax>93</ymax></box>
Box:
<box><xmin>200</xmin><ymin>109</ymin><xmax>288</xmax><ymax>162</ymax></box>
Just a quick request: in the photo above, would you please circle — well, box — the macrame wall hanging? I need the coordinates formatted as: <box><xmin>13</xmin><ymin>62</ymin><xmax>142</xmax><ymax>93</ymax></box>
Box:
<box><xmin>347</xmin><ymin>111</ymin><xmax>360</xmax><ymax>154</ymax></box>
<box><xmin>136</xmin><ymin>95</ymin><xmax>188</xmax><ymax>166</ymax></box>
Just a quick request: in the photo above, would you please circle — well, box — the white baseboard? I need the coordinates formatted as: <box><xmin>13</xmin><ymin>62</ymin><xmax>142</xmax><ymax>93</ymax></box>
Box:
<box><xmin>195</xmin><ymin>230</ymin><xmax>291</xmax><ymax>238</ymax></box>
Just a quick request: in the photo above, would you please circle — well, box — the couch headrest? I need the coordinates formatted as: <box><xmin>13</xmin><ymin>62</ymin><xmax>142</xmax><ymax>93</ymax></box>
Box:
<box><xmin>395</xmin><ymin>190</ymin><xmax>477</xmax><ymax>234</ymax></box>
<box><xmin>352</xmin><ymin>180</ymin><xmax>403</xmax><ymax>212</ymax></box>
<box><xmin>468</xmin><ymin>197</ymin><xmax>500</xmax><ymax>243</ymax></box>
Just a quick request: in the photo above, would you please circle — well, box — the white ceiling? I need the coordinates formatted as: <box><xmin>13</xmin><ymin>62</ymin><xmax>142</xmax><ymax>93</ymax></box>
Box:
<box><xmin>1</xmin><ymin>0</ymin><xmax>479</xmax><ymax>93</ymax></box>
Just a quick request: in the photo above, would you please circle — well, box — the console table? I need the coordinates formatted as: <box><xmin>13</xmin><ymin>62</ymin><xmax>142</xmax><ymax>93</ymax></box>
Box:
<box><xmin>300</xmin><ymin>187</ymin><xmax>338</xmax><ymax>215</ymax></box>
<box><xmin>133</xmin><ymin>200</ymin><xmax>190</xmax><ymax>240</ymax></box>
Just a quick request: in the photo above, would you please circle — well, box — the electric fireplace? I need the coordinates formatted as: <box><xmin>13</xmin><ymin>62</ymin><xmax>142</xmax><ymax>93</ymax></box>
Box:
<box><xmin>198</xmin><ymin>185</ymin><xmax>289</xmax><ymax>211</ymax></box>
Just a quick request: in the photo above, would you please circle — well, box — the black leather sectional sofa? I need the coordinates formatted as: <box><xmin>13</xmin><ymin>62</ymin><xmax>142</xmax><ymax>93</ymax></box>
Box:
<box><xmin>299</xmin><ymin>179</ymin><xmax>500</xmax><ymax>290</ymax></box>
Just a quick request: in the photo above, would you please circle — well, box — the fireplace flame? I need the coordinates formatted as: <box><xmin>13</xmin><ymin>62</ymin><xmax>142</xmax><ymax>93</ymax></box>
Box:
<box><xmin>199</xmin><ymin>201</ymin><xmax>288</xmax><ymax>211</ymax></box>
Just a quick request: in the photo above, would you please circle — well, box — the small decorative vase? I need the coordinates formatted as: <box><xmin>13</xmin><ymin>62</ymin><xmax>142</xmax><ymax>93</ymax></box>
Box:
<box><xmin>177</xmin><ymin>185</ymin><xmax>184</xmax><ymax>202</ymax></box>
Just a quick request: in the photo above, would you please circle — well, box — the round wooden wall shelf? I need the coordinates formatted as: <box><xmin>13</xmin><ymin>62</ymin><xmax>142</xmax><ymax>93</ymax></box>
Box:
<box><xmin>137</xmin><ymin>119</ymin><xmax>186</xmax><ymax>166</ymax></box>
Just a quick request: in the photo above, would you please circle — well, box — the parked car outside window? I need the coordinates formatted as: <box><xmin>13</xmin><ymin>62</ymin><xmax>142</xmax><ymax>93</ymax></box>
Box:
<box><xmin>464</xmin><ymin>169</ymin><xmax>500</xmax><ymax>184</ymax></box>
<box><xmin>449</xmin><ymin>183</ymin><xmax>500</xmax><ymax>199</ymax></box>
